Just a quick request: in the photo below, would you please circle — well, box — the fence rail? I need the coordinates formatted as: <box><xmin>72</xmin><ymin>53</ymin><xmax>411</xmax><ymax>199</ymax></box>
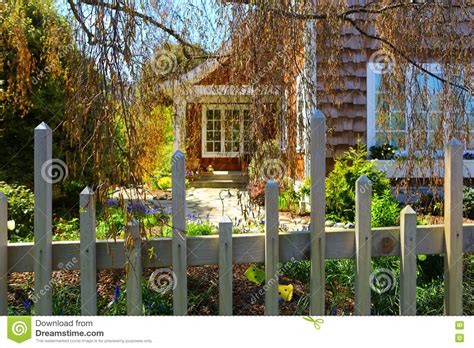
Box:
<box><xmin>0</xmin><ymin>116</ymin><xmax>473</xmax><ymax>316</ymax></box>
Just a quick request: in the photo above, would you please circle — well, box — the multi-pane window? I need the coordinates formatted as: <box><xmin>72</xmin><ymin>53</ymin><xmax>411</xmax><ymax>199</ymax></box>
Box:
<box><xmin>368</xmin><ymin>63</ymin><xmax>473</xmax><ymax>151</ymax></box>
<box><xmin>203</xmin><ymin>105</ymin><xmax>251</xmax><ymax>157</ymax></box>
<box><xmin>205</xmin><ymin>109</ymin><xmax>221</xmax><ymax>153</ymax></box>
<box><xmin>224</xmin><ymin>110</ymin><xmax>240</xmax><ymax>152</ymax></box>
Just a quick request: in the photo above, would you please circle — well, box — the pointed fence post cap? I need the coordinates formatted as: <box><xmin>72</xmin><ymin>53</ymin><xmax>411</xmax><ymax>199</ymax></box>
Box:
<box><xmin>219</xmin><ymin>215</ymin><xmax>232</xmax><ymax>224</ymax></box>
<box><xmin>401</xmin><ymin>205</ymin><xmax>416</xmax><ymax>215</ymax></box>
<box><xmin>311</xmin><ymin>109</ymin><xmax>325</xmax><ymax>121</ymax></box>
<box><xmin>356</xmin><ymin>174</ymin><xmax>372</xmax><ymax>184</ymax></box>
<box><xmin>265</xmin><ymin>179</ymin><xmax>279</xmax><ymax>188</ymax></box>
<box><xmin>80</xmin><ymin>186</ymin><xmax>94</xmax><ymax>195</ymax></box>
<box><xmin>172</xmin><ymin>150</ymin><xmax>185</xmax><ymax>160</ymax></box>
<box><xmin>447</xmin><ymin>138</ymin><xmax>462</xmax><ymax>147</ymax></box>
<box><xmin>35</xmin><ymin>122</ymin><xmax>52</xmax><ymax>131</ymax></box>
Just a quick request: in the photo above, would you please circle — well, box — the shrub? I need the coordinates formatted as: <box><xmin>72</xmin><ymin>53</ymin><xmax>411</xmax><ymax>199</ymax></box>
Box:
<box><xmin>369</xmin><ymin>143</ymin><xmax>398</xmax><ymax>160</ymax></box>
<box><xmin>0</xmin><ymin>181</ymin><xmax>35</xmax><ymax>241</ymax></box>
<box><xmin>372</xmin><ymin>190</ymin><xmax>401</xmax><ymax>227</ymax></box>
<box><xmin>326</xmin><ymin>143</ymin><xmax>392</xmax><ymax>223</ymax></box>
<box><xmin>156</xmin><ymin>176</ymin><xmax>172</xmax><ymax>191</ymax></box>
<box><xmin>463</xmin><ymin>187</ymin><xmax>474</xmax><ymax>219</ymax></box>
<box><xmin>278</xmin><ymin>178</ymin><xmax>300</xmax><ymax>211</ymax></box>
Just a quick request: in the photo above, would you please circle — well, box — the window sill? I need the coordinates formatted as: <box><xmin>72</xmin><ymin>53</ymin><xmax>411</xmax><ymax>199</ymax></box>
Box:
<box><xmin>373</xmin><ymin>159</ymin><xmax>474</xmax><ymax>178</ymax></box>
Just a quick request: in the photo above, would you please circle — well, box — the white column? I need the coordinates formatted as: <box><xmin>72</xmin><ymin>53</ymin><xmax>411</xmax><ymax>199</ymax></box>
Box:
<box><xmin>173</xmin><ymin>98</ymin><xmax>186</xmax><ymax>151</ymax></box>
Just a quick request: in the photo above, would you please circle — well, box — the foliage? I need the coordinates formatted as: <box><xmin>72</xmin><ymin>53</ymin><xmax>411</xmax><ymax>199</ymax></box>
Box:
<box><xmin>154</xmin><ymin>176</ymin><xmax>172</xmax><ymax>191</ymax></box>
<box><xmin>299</xmin><ymin>176</ymin><xmax>311</xmax><ymax>198</ymax></box>
<box><xmin>280</xmin><ymin>253</ymin><xmax>461</xmax><ymax>315</ymax></box>
<box><xmin>0</xmin><ymin>0</ymin><xmax>75</xmax><ymax>186</ymax></box>
<box><xmin>143</xmin><ymin>106</ymin><xmax>174</xmax><ymax>186</ymax></box>
<box><xmin>0</xmin><ymin>181</ymin><xmax>34</xmax><ymax>241</ymax></box>
<box><xmin>325</xmin><ymin>143</ymin><xmax>392</xmax><ymax>223</ymax></box>
<box><xmin>371</xmin><ymin>190</ymin><xmax>401</xmax><ymax>227</ymax></box>
<box><xmin>162</xmin><ymin>214</ymin><xmax>216</xmax><ymax>237</ymax></box>
<box><xmin>53</xmin><ymin>217</ymin><xmax>79</xmax><ymax>241</ymax></box>
<box><xmin>278</xmin><ymin>178</ymin><xmax>301</xmax><ymax>212</ymax></box>
<box><xmin>369</xmin><ymin>143</ymin><xmax>398</xmax><ymax>160</ymax></box>
<box><xmin>463</xmin><ymin>187</ymin><xmax>474</xmax><ymax>220</ymax></box>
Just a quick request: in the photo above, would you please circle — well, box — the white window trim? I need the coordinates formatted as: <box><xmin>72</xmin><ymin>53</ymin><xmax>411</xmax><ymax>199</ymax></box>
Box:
<box><xmin>201</xmin><ymin>103</ymin><xmax>250</xmax><ymax>158</ymax></box>
<box><xmin>367</xmin><ymin>62</ymin><xmax>474</xmax><ymax>153</ymax></box>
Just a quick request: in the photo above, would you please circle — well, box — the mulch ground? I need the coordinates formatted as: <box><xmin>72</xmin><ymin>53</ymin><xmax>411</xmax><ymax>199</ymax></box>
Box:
<box><xmin>7</xmin><ymin>264</ymin><xmax>310</xmax><ymax>315</ymax></box>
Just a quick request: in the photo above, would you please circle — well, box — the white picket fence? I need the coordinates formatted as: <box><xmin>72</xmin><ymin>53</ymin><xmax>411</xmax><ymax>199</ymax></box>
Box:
<box><xmin>0</xmin><ymin>114</ymin><xmax>473</xmax><ymax>316</ymax></box>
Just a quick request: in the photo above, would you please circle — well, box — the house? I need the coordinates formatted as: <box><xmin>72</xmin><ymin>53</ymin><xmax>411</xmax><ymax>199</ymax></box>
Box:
<box><xmin>160</xmin><ymin>3</ymin><xmax>473</xmax><ymax>185</ymax></box>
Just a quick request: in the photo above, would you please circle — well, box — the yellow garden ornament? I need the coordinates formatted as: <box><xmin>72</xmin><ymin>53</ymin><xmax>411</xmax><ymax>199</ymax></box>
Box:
<box><xmin>278</xmin><ymin>284</ymin><xmax>293</xmax><ymax>302</ymax></box>
<box><xmin>244</xmin><ymin>265</ymin><xmax>265</xmax><ymax>285</ymax></box>
<box><xmin>244</xmin><ymin>265</ymin><xmax>294</xmax><ymax>302</ymax></box>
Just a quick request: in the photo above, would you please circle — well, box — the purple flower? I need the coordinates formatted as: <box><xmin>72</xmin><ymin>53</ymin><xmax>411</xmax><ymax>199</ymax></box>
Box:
<box><xmin>331</xmin><ymin>306</ymin><xmax>337</xmax><ymax>315</ymax></box>
<box><xmin>23</xmin><ymin>299</ymin><xmax>31</xmax><ymax>312</ymax></box>
<box><xmin>128</xmin><ymin>202</ymin><xmax>147</xmax><ymax>214</ymax></box>
<box><xmin>205</xmin><ymin>213</ymin><xmax>210</xmax><ymax>220</ymax></box>
<box><xmin>114</xmin><ymin>284</ymin><xmax>120</xmax><ymax>303</ymax></box>
<box><xmin>260</xmin><ymin>220</ymin><xmax>265</xmax><ymax>225</ymax></box>
<box><xmin>167</xmin><ymin>207</ymin><xmax>172</xmax><ymax>214</ymax></box>
<box><xmin>106</xmin><ymin>199</ymin><xmax>119</xmax><ymax>207</ymax></box>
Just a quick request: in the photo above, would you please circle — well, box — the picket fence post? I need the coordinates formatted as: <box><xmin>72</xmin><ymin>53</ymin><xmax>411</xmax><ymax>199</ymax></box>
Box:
<box><xmin>126</xmin><ymin>218</ymin><xmax>142</xmax><ymax>315</ymax></box>
<box><xmin>310</xmin><ymin>109</ymin><xmax>326</xmax><ymax>315</ymax></box>
<box><xmin>444</xmin><ymin>139</ymin><xmax>463</xmax><ymax>315</ymax></box>
<box><xmin>34</xmin><ymin>122</ymin><xmax>53</xmax><ymax>315</ymax></box>
<box><xmin>172</xmin><ymin>150</ymin><xmax>187</xmax><ymax>315</ymax></box>
<box><xmin>0</xmin><ymin>192</ymin><xmax>7</xmax><ymax>315</ymax></box>
<box><xmin>354</xmin><ymin>175</ymin><xmax>372</xmax><ymax>315</ymax></box>
<box><xmin>219</xmin><ymin>217</ymin><xmax>233</xmax><ymax>315</ymax></box>
<box><xmin>400</xmin><ymin>205</ymin><xmax>417</xmax><ymax>315</ymax></box>
<box><xmin>80</xmin><ymin>187</ymin><xmax>97</xmax><ymax>315</ymax></box>
<box><xmin>264</xmin><ymin>180</ymin><xmax>279</xmax><ymax>315</ymax></box>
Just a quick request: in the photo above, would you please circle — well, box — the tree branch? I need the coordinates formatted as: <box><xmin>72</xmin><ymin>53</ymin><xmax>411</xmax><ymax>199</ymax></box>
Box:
<box><xmin>344</xmin><ymin>16</ymin><xmax>470</xmax><ymax>92</ymax></box>
<box><xmin>73</xmin><ymin>0</ymin><xmax>196</xmax><ymax>56</ymax></box>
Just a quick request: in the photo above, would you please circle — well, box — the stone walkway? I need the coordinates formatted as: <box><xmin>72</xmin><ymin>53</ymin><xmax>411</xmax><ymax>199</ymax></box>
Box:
<box><xmin>150</xmin><ymin>188</ymin><xmax>309</xmax><ymax>232</ymax></box>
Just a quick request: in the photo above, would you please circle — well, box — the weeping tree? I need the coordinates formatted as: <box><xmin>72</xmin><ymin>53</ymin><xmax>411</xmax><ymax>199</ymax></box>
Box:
<box><xmin>2</xmin><ymin>0</ymin><xmax>472</xmax><ymax>194</ymax></box>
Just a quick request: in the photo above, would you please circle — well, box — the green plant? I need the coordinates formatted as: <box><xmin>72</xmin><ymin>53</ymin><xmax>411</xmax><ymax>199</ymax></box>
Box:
<box><xmin>325</xmin><ymin>143</ymin><xmax>392</xmax><ymax>223</ymax></box>
<box><xmin>156</xmin><ymin>176</ymin><xmax>172</xmax><ymax>191</ymax></box>
<box><xmin>369</xmin><ymin>143</ymin><xmax>398</xmax><ymax>160</ymax></box>
<box><xmin>278</xmin><ymin>178</ymin><xmax>300</xmax><ymax>212</ymax></box>
<box><xmin>371</xmin><ymin>190</ymin><xmax>401</xmax><ymax>227</ymax></box>
<box><xmin>299</xmin><ymin>176</ymin><xmax>311</xmax><ymax>198</ymax></box>
<box><xmin>463</xmin><ymin>187</ymin><xmax>474</xmax><ymax>219</ymax></box>
<box><xmin>53</xmin><ymin>217</ymin><xmax>79</xmax><ymax>241</ymax></box>
<box><xmin>0</xmin><ymin>182</ymin><xmax>35</xmax><ymax>241</ymax></box>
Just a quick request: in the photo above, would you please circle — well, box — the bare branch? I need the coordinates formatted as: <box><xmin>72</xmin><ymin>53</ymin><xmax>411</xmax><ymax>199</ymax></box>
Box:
<box><xmin>344</xmin><ymin>16</ymin><xmax>470</xmax><ymax>92</ymax></box>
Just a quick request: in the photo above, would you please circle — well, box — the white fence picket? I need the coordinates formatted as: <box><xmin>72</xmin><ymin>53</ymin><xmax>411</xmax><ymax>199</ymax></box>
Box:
<box><xmin>126</xmin><ymin>219</ymin><xmax>142</xmax><ymax>315</ymax></box>
<box><xmin>172</xmin><ymin>150</ymin><xmax>187</xmax><ymax>315</ymax></box>
<box><xmin>34</xmin><ymin>122</ymin><xmax>53</xmax><ymax>315</ymax></box>
<box><xmin>219</xmin><ymin>217</ymin><xmax>233</xmax><ymax>315</ymax></box>
<box><xmin>400</xmin><ymin>205</ymin><xmax>417</xmax><ymax>315</ymax></box>
<box><xmin>310</xmin><ymin>109</ymin><xmax>326</xmax><ymax>315</ymax></box>
<box><xmin>80</xmin><ymin>187</ymin><xmax>97</xmax><ymax>315</ymax></box>
<box><xmin>265</xmin><ymin>180</ymin><xmax>279</xmax><ymax>315</ymax></box>
<box><xmin>354</xmin><ymin>175</ymin><xmax>372</xmax><ymax>315</ymax></box>
<box><xmin>444</xmin><ymin>139</ymin><xmax>464</xmax><ymax>315</ymax></box>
